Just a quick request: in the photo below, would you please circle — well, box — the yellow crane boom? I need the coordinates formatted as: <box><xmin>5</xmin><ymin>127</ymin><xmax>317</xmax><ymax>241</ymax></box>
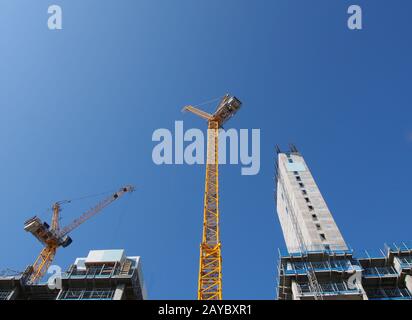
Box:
<box><xmin>183</xmin><ymin>94</ymin><xmax>242</xmax><ymax>300</ymax></box>
<box><xmin>24</xmin><ymin>185</ymin><xmax>134</xmax><ymax>284</ymax></box>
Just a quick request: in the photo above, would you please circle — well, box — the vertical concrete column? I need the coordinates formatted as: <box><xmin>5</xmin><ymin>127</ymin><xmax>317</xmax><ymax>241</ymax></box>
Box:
<box><xmin>405</xmin><ymin>275</ymin><xmax>412</xmax><ymax>294</ymax></box>
<box><xmin>291</xmin><ymin>280</ymin><xmax>301</xmax><ymax>300</ymax></box>
<box><xmin>113</xmin><ymin>284</ymin><xmax>126</xmax><ymax>300</ymax></box>
<box><xmin>356</xmin><ymin>282</ymin><xmax>369</xmax><ymax>300</ymax></box>
<box><xmin>393</xmin><ymin>257</ymin><xmax>403</xmax><ymax>274</ymax></box>
<box><xmin>55</xmin><ymin>288</ymin><xmax>64</xmax><ymax>300</ymax></box>
<box><xmin>7</xmin><ymin>288</ymin><xmax>19</xmax><ymax>300</ymax></box>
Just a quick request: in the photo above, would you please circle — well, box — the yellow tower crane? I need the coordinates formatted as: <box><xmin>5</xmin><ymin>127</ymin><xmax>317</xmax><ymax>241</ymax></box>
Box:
<box><xmin>23</xmin><ymin>185</ymin><xmax>134</xmax><ymax>284</ymax></box>
<box><xmin>183</xmin><ymin>94</ymin><xmax>242</xmax><ymax>300</ymax></box>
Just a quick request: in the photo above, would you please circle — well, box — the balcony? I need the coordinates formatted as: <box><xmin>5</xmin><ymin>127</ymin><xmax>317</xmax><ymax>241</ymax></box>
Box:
<box><xmin>366</xmin><ymin>288</ymin><xmax>412</xmax><ymax>300</ymax></box>
<box><xmin>397</xmin><ymin>256</ymin><xmax>412</xmax><ymax>269</ymax></box>
<box><xmin>283</xmin><ymin>259</ymin><xmax>356</xmax><ymax>276</ymax></box>
<box><xmin>63</xmin><ymin>261</ymin><xmax>135</xmax><ymax>280</ymax></box>
<box><xmin>280</xmin><ymin>245</ymin><xmax>353</xmax><ymax>258</ymax></box>
<box><xmin>385</xmin><ymin>241</ymin><xmax>412</xmax><ymax>254</ymax></box>
<box><xmin>363</xmin><ymin>266</ymin><xmax>398</xmax><ymax>278</ymax></box>
<box><xmin>297</xmin><ymin>281</ymin><xmax>363</xmax><ymax>298</ymax></box>
<box><xmin>58</xmin><ymin>288</ymin><xmax>115</xmax><ymax>300</ymax></box>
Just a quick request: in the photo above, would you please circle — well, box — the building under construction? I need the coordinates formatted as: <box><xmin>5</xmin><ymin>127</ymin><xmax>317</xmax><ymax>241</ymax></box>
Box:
<box><xmin>275</xmin><ymin>146</ymin><xmax>412</xmax><ymax>300</ymax></box>
<box><xmin>0</xmin><ymin>249</ymin><xmax>146</xmax><ymax>300</ymax></box>
<box><xmin>1</xmin><ymin>89</ymin><xmax>411</xmax><ymax>300</ymax></box>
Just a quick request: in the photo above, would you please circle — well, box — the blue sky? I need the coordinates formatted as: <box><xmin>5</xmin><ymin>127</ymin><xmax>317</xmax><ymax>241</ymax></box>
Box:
<box><xmin>0</xmin><ymin>0</ymin><xmax>411</xmax><ymax>299</ymax></box>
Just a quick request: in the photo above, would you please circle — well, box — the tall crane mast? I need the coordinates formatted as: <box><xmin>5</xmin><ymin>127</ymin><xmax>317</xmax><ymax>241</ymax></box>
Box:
<box><xmin>183</xmin><ymin>94</ymin><xmax>242</xmax><ymax>300</ymax></box>
<box><xmin>24</xmin><ymin>185</ymin><xmax>134</xmax><ymax>284</ymax></box>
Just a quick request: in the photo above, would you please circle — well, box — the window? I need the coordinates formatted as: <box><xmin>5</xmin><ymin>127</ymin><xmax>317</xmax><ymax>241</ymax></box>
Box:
<box><xmin>305</xmin><ymin>197</ymin><xmax>310</xmax><ymax>203</ymax></box>
<box><xmin>288</xmin><ymin>159</ymin><xmax>293</xmax><ymax>163</ymax></box>
<box><xmin>302</xmin><ymin>190</ymin><xmax>307</xmax><ymax>195</ymax></box>
<box><xmin>324</xmin><ymin>245</ymin><xmax>331</xmax><ymax>250</ymax></box>
<box><xmin>299</xmin><ymin>183</ymin><xmax>304</xmax><ymax>188</ymax></box>
<box><xmin>296</xmin><ymin>176</ymin><xmax>301</xmax><ymax>182</ymax></box>
<box><xmin>316</xmin><ymin>224</ymin><xmax>322</xmax><ymax>230</ymax></box>
<box><xmin>294</xmin><ymin>171</ymin><xmax>298</xmax><ymax>175</ymax></box>
<box><xmin>312</xmin><ymin>214</ymin><xmax>318</xmax><ymax>221</ymax></box>
<box><xmin>320</xmin><ymin>233</ymin><xmax>326</xmax><ymax>241</ymax></box>
<box><xmin>308</xmin><ymin>205</ymin><xmax>314</xmax><ymax>211</ymax></box>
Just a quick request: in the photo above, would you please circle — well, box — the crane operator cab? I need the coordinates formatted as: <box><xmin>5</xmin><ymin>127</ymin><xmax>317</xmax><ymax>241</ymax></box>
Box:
<box><xmin>213</xmin><ymin>94</ymin><xmax>242</xmax><ymax>127</ymax></box>
<box><xmin>24</xmin><ymin>216</ymin><xmax>72</xmax><ymax>248</ymax></box>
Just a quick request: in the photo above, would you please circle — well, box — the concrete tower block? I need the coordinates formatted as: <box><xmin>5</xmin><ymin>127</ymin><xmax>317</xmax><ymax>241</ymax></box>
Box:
<box><xmin>276</xmin><ymin>151</ymin><xmax>348</xmax><ymax>253</ymax></box>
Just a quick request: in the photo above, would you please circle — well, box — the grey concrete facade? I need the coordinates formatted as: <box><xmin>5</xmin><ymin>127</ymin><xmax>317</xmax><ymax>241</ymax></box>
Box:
<box><xmin>276</xmin><ymin>149</ymin><xmax>347</xmax><ymax>253</ymax></box>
